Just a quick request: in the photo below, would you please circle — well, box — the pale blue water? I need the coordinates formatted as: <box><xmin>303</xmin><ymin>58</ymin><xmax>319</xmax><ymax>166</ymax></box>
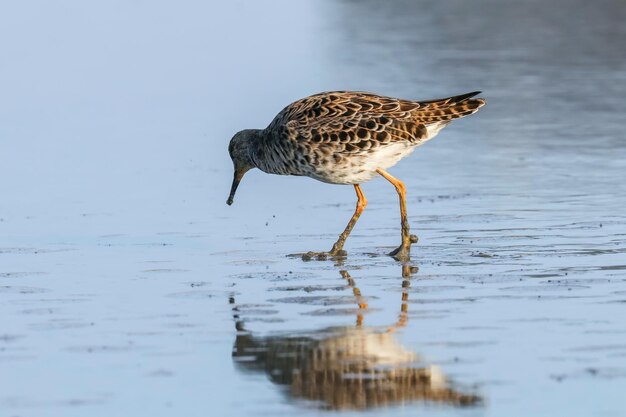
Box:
<box><xmin>1</xmin><ymin>1</ymin><xmax>626</xmax><ymax>416</ymax></box>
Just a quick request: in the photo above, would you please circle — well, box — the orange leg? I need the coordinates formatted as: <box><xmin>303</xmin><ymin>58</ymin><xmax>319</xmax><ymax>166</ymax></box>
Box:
<box><xmin>376</xmin><ymin>168</ymin><xmax>418</xmax><ymax>260</ymax></box>
<box><xmin>329</xmin><ymin>184</ymin><xmax>368</xmax><ymax>255</ymax></box>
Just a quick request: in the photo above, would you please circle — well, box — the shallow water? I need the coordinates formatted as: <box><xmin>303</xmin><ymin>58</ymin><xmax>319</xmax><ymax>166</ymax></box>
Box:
<box><xmin>1</xmin><ymin>0</ymin><xmax>626</xmax><ymax>416</ymax></box>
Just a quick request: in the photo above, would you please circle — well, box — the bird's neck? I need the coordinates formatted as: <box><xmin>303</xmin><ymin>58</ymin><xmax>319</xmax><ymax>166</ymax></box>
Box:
<box><xmin>247</xmin><ymin>129</ymin><xmax>267</xmax><ymax>169</ymax></box>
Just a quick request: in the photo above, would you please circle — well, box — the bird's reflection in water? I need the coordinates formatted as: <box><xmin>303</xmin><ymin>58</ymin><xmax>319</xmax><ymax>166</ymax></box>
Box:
<box><xmin>230</xmin><ymin>265</ymin><xmax>481</xmax><ymax>410</ymax></box>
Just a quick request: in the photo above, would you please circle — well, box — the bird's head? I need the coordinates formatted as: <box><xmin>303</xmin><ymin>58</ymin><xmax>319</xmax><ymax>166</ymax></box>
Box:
<box><xmin>227</xmin><ymin>129</ymin><xmax>258</xmax><ymax>205</ymax></box>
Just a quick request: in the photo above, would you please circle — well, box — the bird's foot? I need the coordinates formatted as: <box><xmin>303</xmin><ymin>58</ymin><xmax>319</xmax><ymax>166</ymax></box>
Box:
<box><xmin>301</xmin><ymin>249</ymin><xmax>347</xmax><ymax>261</ymax></box>
<box><xmin>389</xmin><ymin>245</ymin><xmax>410</xmax><ymax>261</ymax></box>
<box><xmin>388</xmin><ymin>234</ymin><xmax>418</xmax><ymax>261</ymax></box>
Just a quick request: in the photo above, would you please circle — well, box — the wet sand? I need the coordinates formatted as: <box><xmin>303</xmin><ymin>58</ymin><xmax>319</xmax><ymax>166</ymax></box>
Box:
<box><xmin>1</xmin><ymin>0</ymin><xmax>626</xmax><ymax>416</ymax></box>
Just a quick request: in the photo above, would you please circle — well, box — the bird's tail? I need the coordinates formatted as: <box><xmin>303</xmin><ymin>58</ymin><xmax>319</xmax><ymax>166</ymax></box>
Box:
<box><xmin>416</xmin><ymin>91</ymin><xmax>486</xmax><ymax>122</ymax></box>
<box><xmin>410</xmin><ymin>91</ymin><xmax>485</xmax><ymax>139</ymax></box>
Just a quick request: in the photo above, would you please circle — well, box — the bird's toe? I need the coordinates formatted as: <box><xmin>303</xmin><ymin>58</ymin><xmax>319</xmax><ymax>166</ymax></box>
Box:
<box><xmin>301</xmin><ymin>250</ymin><xmax>347</xmax><ymax>261</ymax></box>
<box><xmin>389</xmin><ymin>245</ymin><xmax>411</xmax><ymax>261</ymax></box>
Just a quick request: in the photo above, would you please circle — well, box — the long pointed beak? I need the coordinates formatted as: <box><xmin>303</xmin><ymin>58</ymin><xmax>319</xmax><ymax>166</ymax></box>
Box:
<box><xmin>226</xmin><ymin>169</ymin><xmax>245</xmax><ymax>205</ymax></box>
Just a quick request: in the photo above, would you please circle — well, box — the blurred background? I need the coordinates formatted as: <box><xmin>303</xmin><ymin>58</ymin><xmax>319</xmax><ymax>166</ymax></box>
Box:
<box><xmin>1</xmin><ymin>1</ymin><xmax>625</xmax><ymax>416</ymax></box>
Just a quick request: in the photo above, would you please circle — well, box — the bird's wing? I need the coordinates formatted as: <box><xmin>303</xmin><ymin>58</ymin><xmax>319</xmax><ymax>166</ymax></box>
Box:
<box><xmin>265</xmin><ymin>91</ymin><xmax>485</xmax><ymax>152</ymax></box>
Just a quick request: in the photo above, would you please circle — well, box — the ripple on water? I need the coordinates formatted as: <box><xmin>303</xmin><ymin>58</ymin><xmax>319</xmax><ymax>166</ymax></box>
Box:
<box><xmin>0</xmin><ymin>272</ymin><xmax>45</xmax><ymax>278</ymax></box>
<box><xmin>547</xmin><ymin>278</ymin><xmax>626</xmax><ymax>285</ymax></box>
<box><xmin>0</xmin><ymin>247</ymin><xmax>75</xmax><ymax>254</ymax></box>
<box><xmin>402</xmin><ymin>285</ymin><xmax>467</xmax><ymax>293</ymax></box>
<box><xmin>409</xmin><ymin>297</ymin><xmax>478</xmax><ymax>304</ymax></box>
<box><xmin>19</xmin><ymin>307</ymin><xmax>61</xmax><ymax>315</ymax></box>
<box><xmin>0</xmin><ymin>286</ymin><xmax>49</xmax><ymax>294</ymax></box>
<box><xmin>227</xmin><ymin>259</ymin><xmax>280</xmax><ymax>266</ymax></box>
<box><xmin>66</xmin><ymin>345</ymin><xmax>136</xmax><ymax>353</ymax></box>
<box><xmin>551</xmin><ymin>367</ymin><xmax>626</xmax><ymax>382</ymax></box>
<box><xmin>230</xmin><ymin>271</ymin><xmax>316</xmax><ymax>281</ymax></box>
<box><xmin>301</xmin><ymin>307</ymin><xmax>369</xmax><ymax>317</ymax></box>
<box><xmin>600</xmin><ymin>265</ymin><xmax>626</xmax><ymax>271</ymax></box>
<box><xmin>499</xmin><ymin>284</ymin><xmax>590</xmax><ymax>292</ymax></box>
<box><xmin>233</xmin><ymin>308</ymin><xmax>280</xmax><ymax>316</ymax></box>
<box><xmin>0</xmin><ymin>334</ymin><xmax>24</xmax><ymax>343</ymax></box>
<box><xmin>167</xmin><ymin>291</ymin><xmax>217</xmax><ymax>299</ymax></box>
<box><xmin>267</xmin><ymin>295</ymin><xmax>374</xmax><ymax>306</ymax></box>
<box><xmin>269</xmin><ymin>285</ymin><xmax>347</xmax><ymax>293</ymax></box>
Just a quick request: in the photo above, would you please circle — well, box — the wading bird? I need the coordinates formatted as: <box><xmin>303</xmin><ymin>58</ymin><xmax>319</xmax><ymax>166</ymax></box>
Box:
<box><xmin>227</xmin><ymin>91</ymin><xmax>485</xmax><ymax>260</ymax></box>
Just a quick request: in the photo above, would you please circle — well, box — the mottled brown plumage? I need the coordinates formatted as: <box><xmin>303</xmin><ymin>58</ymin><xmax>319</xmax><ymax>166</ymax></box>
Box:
<box><xmin>227</xmin><ymin>91</ymin><xmax>486</xmax><ymax>259</ymax></box>
<box><xmin>242</xmin><ymin>91</ymin><xmax>484</xmax><ymax>184</ymax></box>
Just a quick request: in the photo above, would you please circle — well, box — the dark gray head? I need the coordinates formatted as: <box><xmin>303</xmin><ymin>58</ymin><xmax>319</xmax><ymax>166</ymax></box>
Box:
<box><xmin>227</xmin><ymin>129</ymin><xmax>259</xmax><ymax>205</ymax></box>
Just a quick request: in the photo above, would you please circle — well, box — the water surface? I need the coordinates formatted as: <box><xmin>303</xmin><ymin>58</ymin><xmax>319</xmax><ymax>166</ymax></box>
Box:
<box><xmin>1</xmin><ymin>1</ymin><xmax>625</xmax><ymax>416</ymax></box>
